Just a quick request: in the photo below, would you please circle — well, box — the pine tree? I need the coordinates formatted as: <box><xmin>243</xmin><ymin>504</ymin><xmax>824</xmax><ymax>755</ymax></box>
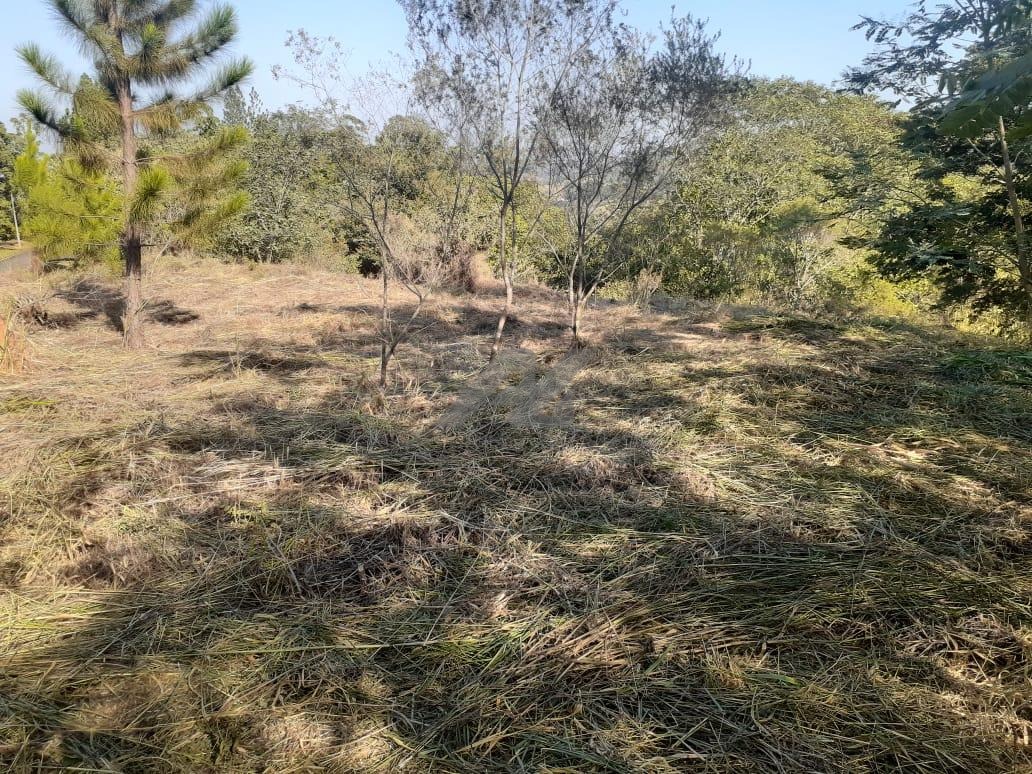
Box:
<box><xmin>18</xmin><ymin>0</ymin><xmax>252</xmax><ymax>348</ymax></box>
<box><xmin>13</xmin><ymin>130</ymin><xmax>122</xmax><ymax>267</ymax></box>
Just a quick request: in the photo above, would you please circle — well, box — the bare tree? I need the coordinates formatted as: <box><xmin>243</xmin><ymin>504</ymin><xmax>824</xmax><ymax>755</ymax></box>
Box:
<box><xmin>541</xmin><ymin>17</ymin><xmax>744</xmax><ymax>346</ymax></box>
<box><xmin>400</xmin><ymin>0</ymin><xmax>616</xmax><ymax>360</ymax></box>
<box><xmin>278</xmin><ymin>33</ymin><xmax>473</xmax><ymax>391</ymax></box>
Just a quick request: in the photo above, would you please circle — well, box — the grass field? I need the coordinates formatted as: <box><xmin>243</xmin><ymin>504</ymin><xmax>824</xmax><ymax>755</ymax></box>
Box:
<box><xmin>1</xmin><ymin>258</ymin><xmax>1030</xmax><ymax>772</ymax></box>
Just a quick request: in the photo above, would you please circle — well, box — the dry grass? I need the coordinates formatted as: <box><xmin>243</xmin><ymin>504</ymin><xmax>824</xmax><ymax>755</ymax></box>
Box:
<box><xmin>0</xmin><ymin>316</ymin><xmax>28</xmax><ymax>373</ymax></box>
<box><xmin>0</xmin><ymin>257</ymin><xmax>1030</xmax><ymax>772</ymax></box>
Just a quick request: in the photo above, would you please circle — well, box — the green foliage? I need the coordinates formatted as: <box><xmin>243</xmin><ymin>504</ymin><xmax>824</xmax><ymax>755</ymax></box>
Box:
<box><xmin>501</xmin><ymin>181</ymin><xmax>570</xmax><ymax>282</ymax></box>
<box><xmin>943</xmin><ymin>348</ymin><xmax>1032</xmax><ymax>384</ymax></box>
<box><xmin>848</xmin><ymin>0</ymin><xmax>1032</xmax><ymax>330</ymax></box>
<box><xmin>942</xmin><ymin>51</ymin><xmax>1032</xmax><ymax>139</ymax></box>
<box><xmin>150</xmin><ymin>119</ymin><xmax>251</xmax><ymax>253</ymax></box>
<box><xmin>12</xmin><ymin>131</ymin><xmax>121</xmax><ymax>268</ymax></box>
<box><xmin>377</xmin><ymin>115</ymin><xmax>448</xmax><ymax>206</ymax></box>
<box><xmin>218</xmin><ymin>88</ymin><xmax>346</xmax><ymax>264</ymax></box>
<box><xmin>817</xmin><ymin>262</ymin><xmax>925</xmax><ymax>320</ymax></box>
<box><xmin>0</xmin><ymin>122</ymin><xmax>22</xmax><ymax>242</ymax></box>
<box><xmin>860</xmin><ymin>127</ymin><xmax>1030</xmax><ymax>322</ymax></box>
<box><xmin>652</xmin><ymin>80</ymin><xmax>908</xmax><ymax>308</ymax></box>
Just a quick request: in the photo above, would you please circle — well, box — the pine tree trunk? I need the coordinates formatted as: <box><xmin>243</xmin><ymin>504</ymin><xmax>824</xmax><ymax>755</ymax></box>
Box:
<box><xmin>118</xmin><ymin>77</ymin><xmax>144</xmax><ymax>349</ymax></box>
<box><xmin>122</xmin><ymin>233</ymin><xmax>145</xmax><ymax>349</ymax></box>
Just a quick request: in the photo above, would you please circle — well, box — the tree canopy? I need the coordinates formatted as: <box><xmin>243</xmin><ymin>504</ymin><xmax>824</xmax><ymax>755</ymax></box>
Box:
<box><xmin>847</xmin><ymin>0</ymin><xmax>1032</xmax><ymax>329</ymax></box>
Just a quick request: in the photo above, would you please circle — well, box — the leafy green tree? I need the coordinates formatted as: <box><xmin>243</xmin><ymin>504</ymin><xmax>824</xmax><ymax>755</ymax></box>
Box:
<box><xmin>218</xmin><ymin>88</ymin><xmax>340</xmax><ymax>264</ymax></box>
<box><xmin>13</xmin><ymin>130</ymin><xmax>121</xmax><ymax>267</ymax></box>
<box><xmin>657</xmin><ymin>80</ymin><xmax>906</xmax><ymax>307</ymax></box>
<box><xmin>18</xmin><ymin>0</ymin><xmax>252</xmax><ymax>348</ymax></box>
<box><xmin>848</xmin><ymin>0</ymin><xmax>1032</xmax><ymax>328</ymax></box>
<box><xmin>855</xmin><ymin>122</ymin><xmax>1032</xmax><ymax>329</ymax></box>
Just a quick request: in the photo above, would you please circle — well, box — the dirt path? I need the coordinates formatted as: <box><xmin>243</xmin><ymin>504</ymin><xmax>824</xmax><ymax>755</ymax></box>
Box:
<box><xmin>0</xmin><ymin>249</ymin><xmax>37</xmax><ymax>277</ymax></box>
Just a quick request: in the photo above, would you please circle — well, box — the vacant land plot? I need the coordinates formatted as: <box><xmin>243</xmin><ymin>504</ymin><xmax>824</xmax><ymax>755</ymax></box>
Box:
<box><xmin>1</xmin><ymin>260</ymin><xmax>1030</xmax><ymax>772</ymax></box>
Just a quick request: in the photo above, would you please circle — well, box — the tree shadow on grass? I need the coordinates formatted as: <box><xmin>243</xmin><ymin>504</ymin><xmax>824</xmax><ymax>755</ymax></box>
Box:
<box><xmin>1</xmin><ymin>329</ymin><xmax>1030</xmax><ymax>771</ymax></box>
<box><xmin>54</xmin><ymin>279</ymin><xmax>201</xmax><ymax>332</ymax></box>
<box><xmin>177</xmin><ymin>346</ymin><xmax>328</xmax><ymax>381</ymax></box>
<box><xmin>148</xmin><ymin>300</ymin><xmax>201</xmax><ymax>326</ymax></box>
<box><xmin>55</xmin><ymin>279</ymin><xmax>125</xmax><ymax>330</ymax></box>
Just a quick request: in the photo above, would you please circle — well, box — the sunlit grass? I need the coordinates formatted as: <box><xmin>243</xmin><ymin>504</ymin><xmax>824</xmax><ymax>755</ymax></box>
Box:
<box><xmin>0</xmin><ymin>260</ymin><xmax>1029</xmax><ymax>771</ymax></box>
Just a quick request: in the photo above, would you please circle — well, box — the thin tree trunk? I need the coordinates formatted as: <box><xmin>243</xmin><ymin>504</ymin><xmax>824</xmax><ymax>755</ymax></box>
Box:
<box><xmin>489</xmin><ymin>204</ymin><xmax>511</xmax><ymax>362</ymax></box>
<box><xmin>379</xmin><ymin>264</ymin><xmax>390</xmax><ymax>391</ymax></box>
<box><xmin>117</xmin><ymin>77</ymin><xmax>144</xmax><ymax>349</ymax></box>
<box><xmin>492</xmin><ymin>270</ymin><xmax>514</xmax><ymax>361</ymax></box>
<box><xmin>999</xmin><ymin>117</ymin><xmax>1032</xmax><ymax>318</ymax></box>
<box><xmin>568</xmin><ymin>267</ymin><xmax>577</xmax><ymax>343</ymax></box>
<box><xmin>568</xmin><ymin>253</ymin><xmax>584</xmax><ymax>348</ymax></box>
<box><xmin>10</xmin><ymin>191</ymin><xmax>20</xmax><ymax>247</ymax></box>
<box><xmin>571</xmin><ymin>295</ymin><xmax>587</xmax><ymax>349</ymax></box>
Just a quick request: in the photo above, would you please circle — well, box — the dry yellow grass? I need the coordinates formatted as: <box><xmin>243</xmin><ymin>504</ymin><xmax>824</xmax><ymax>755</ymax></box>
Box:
<box><xmin>0</xmin><ymin>316</ymin><xmax>27</xmax><ymax>373</ymax></box>
<box><xmin>0</xmin><ymin>257</ymin><xmax>1029</xmax><ymax>772</ymax></box>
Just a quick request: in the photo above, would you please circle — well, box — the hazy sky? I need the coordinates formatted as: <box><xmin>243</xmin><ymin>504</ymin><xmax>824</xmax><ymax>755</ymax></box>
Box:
<box><xmin>0</xmin><ymin>0</ymin><xmax>906</xmax><ymax>125</ymax></box>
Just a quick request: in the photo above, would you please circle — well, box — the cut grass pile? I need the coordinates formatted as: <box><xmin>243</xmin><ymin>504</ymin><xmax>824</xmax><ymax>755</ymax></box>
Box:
<box><xmin>0</xmin><ymin>259</ymin><xmax>1030</xmax><ymax>772</ymax></box>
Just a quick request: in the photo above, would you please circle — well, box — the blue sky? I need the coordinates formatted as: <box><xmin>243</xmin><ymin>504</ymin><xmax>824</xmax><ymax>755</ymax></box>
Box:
<box><xmin>0</xmin><ymin>0</ymin><xmax>905</xmax><ymax>126</ymax></box>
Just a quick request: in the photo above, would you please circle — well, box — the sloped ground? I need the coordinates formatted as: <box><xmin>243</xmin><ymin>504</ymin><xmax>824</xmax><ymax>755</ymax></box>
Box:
<box><xmin>1</xmin><ymin>259</ymin><xmax>1030</xmax><ymax>772</ymax></box>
